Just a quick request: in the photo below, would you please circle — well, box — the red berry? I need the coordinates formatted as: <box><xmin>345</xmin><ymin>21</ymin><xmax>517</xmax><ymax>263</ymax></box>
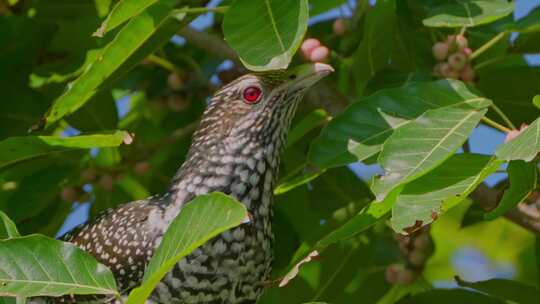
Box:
<box><xmin>309</xmin><ymin>46</ymin><xmax>330</xmax><ymax>63</ymax></box>
<box><xmin>460</xmin><ymin>64</ymin><xmax>475</xmax><ymax>82</ymax></box>
<box><xmin>61</xmin><ymin>187</ymin><xmax>78</xmax><ymax>202</ymax></box>
<box><xmin>301</xmin><ymin>38</ymin><xmax>321</xmax><ymax>59</ymax></box>
<box><xmin>408</xmin><ymin>251</ymin><xmax>427</xmax><ymax>267</ymax></box>
<box><xmin>456</xmin><ymin>34</ymin><xmax>468</xmax><ymax>50</ymax></box>
<box><xmin>134</xmin><ymin>162</ymin><xmax>150</xmax><ymax>175</ymax></box>
<box><xmin>432</xmin><ymin>42</ymin><xmax>449</xmax><ymax>60</ymax></box>
<box><xmin>167</xmin><ymin>72</ymin><xmax>183</xmax><ymax>90</ymax></box>
<box><xmin>448</xmin><ymin>53</ymin><xmax>467</xmax><ymax>70</ymax></box>
<box><xmin>333</xmin><ymin>18</ymin><xmax>347</xmax><ymax>36</ymax></box>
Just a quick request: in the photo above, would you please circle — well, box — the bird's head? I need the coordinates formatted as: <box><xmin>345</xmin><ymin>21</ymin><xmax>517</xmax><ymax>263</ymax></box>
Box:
<box><xmin>191</xmin><ymin>63</ymin><xmax>333</xmax><ymax>152</ymax></box>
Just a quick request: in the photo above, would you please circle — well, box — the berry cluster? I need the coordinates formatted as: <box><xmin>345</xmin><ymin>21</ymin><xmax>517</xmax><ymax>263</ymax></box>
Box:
<box><xmin>432</xmin><ymin>35</ymin><xmax>475</xmax><ymax>83</ymax></box>
<box><xmin>385</xmin><ymin>226</ymin><xmax>434</xmax><ymax>285</ymax></box>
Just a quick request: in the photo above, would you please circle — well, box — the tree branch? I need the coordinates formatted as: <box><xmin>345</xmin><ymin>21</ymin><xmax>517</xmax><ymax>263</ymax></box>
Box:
<box><xmin>178</xmin><ymin>26</ymin><xmax>240</xmax><ymax>64</ymax></box>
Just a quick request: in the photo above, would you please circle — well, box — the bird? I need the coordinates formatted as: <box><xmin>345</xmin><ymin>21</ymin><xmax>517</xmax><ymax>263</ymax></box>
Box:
<box><xmin>42</xmin><ymin>62</ymin><xmax>333</xmax><ymax>304</ymax></box>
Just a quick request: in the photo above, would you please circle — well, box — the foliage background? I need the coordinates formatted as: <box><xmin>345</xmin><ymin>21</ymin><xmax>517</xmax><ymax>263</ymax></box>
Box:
<box><xmin>1</xmin><ymin>0</ymin><xmax>540</xmax><ymax>303</ymax></box>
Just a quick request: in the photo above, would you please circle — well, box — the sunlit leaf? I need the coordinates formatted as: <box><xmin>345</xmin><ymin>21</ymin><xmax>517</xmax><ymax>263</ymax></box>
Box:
<box><xmin>94</xmin><ymin>0</ymin><xmax>162</xmax><ymax>36</ymax></box>
<box><xmin>495</xmin><ymin>117</ymin><xmax>540</xmax><ymax>161</ymax></box>
<box><xmin>309</xmin><ymin>80</ymin><xmax>491</xmax><ymax>169</ymax></box>
<box><xmin>0</xmin><ymin>211</ymin><xmax>20</xmax><ymax>239</ymax></box>
<box><xmin>391</xmin><ymin>154</ymin><xmax>502</xmax><ymax>233</ymax></box>
<box><xmin>0</xmin><ymin>235</ymin><xmax>118</xmax><ymax>298</ymax></box>
<box><xmin>43</xmin><ymin>3</ymin><xmax>194</xmax><ymax>128</ymax></box>
<box><xmin>0</xmin><ymin>131</ymin><xmax>129</xmax><ymax>169</ymax></box>
<box><xmin>223</xmin><ymin>0</ymin><xmax>308</xmax><ymax>71</ymax></box>
<box><xmin>371</xmin><ymin>107</ymin><xmax>488</xmax><ymax>201</ymax></box>
<box><xmin>423</xmin><ymin>1</ymin><xmax>514</xmax><ymax>28</ymax></box>
<box><xmin>126</xmin><ymin>193</ymin><xmax>247</xmax><ymax>304</ymax></box>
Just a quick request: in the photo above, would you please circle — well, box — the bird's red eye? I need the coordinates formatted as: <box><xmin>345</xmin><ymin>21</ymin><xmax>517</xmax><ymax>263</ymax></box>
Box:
<box><xmin>242</xmin><ymin>86</ymin><xmax>262</xmax><ymax>104</ymax></box>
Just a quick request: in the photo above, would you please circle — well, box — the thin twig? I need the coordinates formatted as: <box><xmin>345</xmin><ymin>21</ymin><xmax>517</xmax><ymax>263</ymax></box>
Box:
<box><xmin>490</xmin><ymin>104</ymin><xmax>517</xmax><ymax>130</ymax></box>
<box><xmin>471</xmin><ymin>32</ymin><xmax>508</xmax><ymax>60</ymax></box>
<box><xmin>481</xmin><ymin>116</ymin><xmax>511</xmax><ymax>133</ymax></box>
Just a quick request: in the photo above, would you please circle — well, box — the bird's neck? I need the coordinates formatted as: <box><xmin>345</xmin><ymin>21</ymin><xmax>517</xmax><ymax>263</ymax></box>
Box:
<box><xmin>165</xmin><ymin>131</ymin><xmax>284</xmax><ymax>224</ymax></box>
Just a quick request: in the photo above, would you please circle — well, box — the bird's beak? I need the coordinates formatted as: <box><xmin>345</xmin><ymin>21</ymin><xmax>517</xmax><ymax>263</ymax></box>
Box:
<box><xmin>286</xmin><ymin>63</ymin><xmax>334</xmax><ymax>92</ymax></box>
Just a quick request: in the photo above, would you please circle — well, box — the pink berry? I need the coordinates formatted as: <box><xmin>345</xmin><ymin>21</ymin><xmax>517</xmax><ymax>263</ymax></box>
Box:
<box><xmin>461</xmin><ymin>47</ymin><xmax>473</xmax><ymax>58</ymax></box>
<box><xmin>167</xmin><ymin>72</ymin><xmax>183</xmax><ymax>90</ymax></box>
<box><xmin>433</xmin><ymin>62</ymin><xmax>445</xmax><ymax>77</ymax></box>
<box><xmin>99</xmin><ymin>175</ymin><xmax>114</xmax><ymax>191</ymax></box>
<box><xmin>134</xmin><ymin>162</ymin><xmax>150</xmax><ymax>175</ymax></box>
<box><xmin>460</xmin><ymin>64</ymin><xmax>475</xmax><ymax>82</ymax></box>
<box><xmin>448</xmin><ymin>52</ymin><xmax>467</xmax><ymax>70</ymax></box>
<box><xmin>396</xmin><ymin>268</ymin><xmax>417</xmax><ymax>285</ymax></box>
<box><xmin>446</xmin><ymin>35</ymin><xmax>456</xmax><ymax>44</ymax></box>
<box><xmin>456</xmin><ymin>34</ymin><xmax>468</xmax><ymax>50</ymax></box>
<box><xmin>309</xmin><ymin>46</ymin><xmax>330</xmax><ymax>63</ymax></box>
<box><xmin>385</xmin><ymin>265</ymin><xmax>400</xmax><ymax>284</ymax></box>
<box><xmin>333</xmin><ymin>18</ymin><xmax>347</xmax><ymax>36</ymax></box>
<box><xmin>432</xmin><ymin>42</ymin><xmax>449</xmax><ymax>60</ymax></box>
<box><xmin>61</xmin><ymin>187</ymin><xmax>78</xmax><ymax>202</ymax></box>
<box><xmin>301</xmin><ymin>38</ymin><xmax>321</xmax><ymax>59</ymax></box>
<box><xmin>440</xmin><ymin>63</ymin><xmax>459</xmax><ymax>79</ymax></box>
<box><xmin>408</xmin><ymin>251</ymin><xmax>427</xmax><ymax>267</ymax></box>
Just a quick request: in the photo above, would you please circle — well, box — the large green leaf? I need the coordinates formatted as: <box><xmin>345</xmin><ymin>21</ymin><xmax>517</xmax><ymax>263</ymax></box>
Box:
<box><xmin>0</xmin><ymin>131</ymin><xmax>129</xmax><ymax>170</ymax></box>
<box><xmin>223</xmin><ymin>0</ymin><xmax>308</xmax><ymax>71</ymax></box>
<box><xmin>391</xmin><ymin>154</ymin><xmax>502</xmax><ymax>233</ymax></box>
<box><xmin>485</xmin><ymin>160</ymin><xmax>537</xmax><ymax>220</ymax></box>
<box><xmin>352</xmin><ymin>0</ymin><xmax>397</xmax><ymax>94</ymax></box>
<box><xmin>309</xmin><ymin>0</ymin><xmax>347</xmax><ymax>16</ymax></box>
<box><xmin>423</xmin><ymin>1</ymin><xmax>514</xmax><ymax>28</ymax></box>
<box><xmin>308</xmin><ymin>80</ymin><xmax>491</xmax><ymax>169</ymax></box>
<box><xmin>43</xmin><ymin>2</ymin><xmax>194</xmax><ymax>128</ymax></box>
<box><xmin>495</xmin><ymin>117</ymin><xmax>540</xmax><ymax>161</ymax></box>
<box><xmin>456</xmin><ymin>277</ymin><xmax>540</xmax><ymax>304</ymax></box>
<box><xmin>371</xmin><ymin>107</ymin><xmax>488</xmax><ymax>201</ymax></box>
<box><xmin>0</xmin><ymin>211</ymin><xmax>20</xmax><ymax>239</ymax></box>
<box><xmin>126</xmin><ymin>193</ymin><xmax>247</xmax><ymax>304</ymax></box>
<box><xmin>94</xmin><ymin>0</ymin><xmax>165</xmax><ymax>36</ymax></box>
<box><xmin>0</xmin><ymin>235</ymin><xmax>118</xmax><ymax>298</ymax></box>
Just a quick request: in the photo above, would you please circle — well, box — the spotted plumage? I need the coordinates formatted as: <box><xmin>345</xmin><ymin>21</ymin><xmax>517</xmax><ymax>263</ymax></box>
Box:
<box><xmin>35</xmin><ymin>63</ymin><xmax>333</xmax><ymax>304</ymax></box>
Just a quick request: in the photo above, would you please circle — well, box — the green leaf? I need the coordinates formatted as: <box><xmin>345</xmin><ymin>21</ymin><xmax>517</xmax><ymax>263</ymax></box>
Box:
<box><xmin>423</xmin><ymin>1</ymin><xmax>514</xmax><ymax>28</ymax></box>
<box><xmin>534</xmin><ymin>95</ymin><xmax>540</xmax><ymax>110</ymax></box>
<box><xmin>0</xmin><ymin>131</ymin><xmax>129</xmax><ymax>170</ymax></box>
<box><xmin>0</xmin><ymin>211</ymin><xmax>20</xmax><ymax>239</ymax></box>
<box><xmin>65</xmin><ymin>91</ymin><xmax>118</xmax><ymax>132</ymax></box>
<box><xmin>308</xmin><ymin>80</ymin><xmax>491</xmax><ymax>169</ymax></box>
<box><xmin>536</xmin><ymin>236</ymin><xmax>540</xmax><ymax>288</ymax></box>
<box><xmin>126</xmin><ymin>193</ymin><xmax>247</xmax><ymax>304</ymax></box>
<box><xmin>287</xmin><ymin>109</ymin><xmax>329</xmax><ymax>148</ymax></box>
<box><xmin>371</xmin><ymin>107</ymin><xmax>488</xmax><ymax>201</ymax></box>
<box><xmin>309</xmin><ymin>0</ymin><xmax>347</xmax><ymax>16</ymax></box>
<box><xmin>352</xmin><ymin>0</ymin><xmax>397</xmax><ymax>94</ymax></box>
<box><xmin>485</xmin><ymin>160</ymin><xmax>537</xmax><ymax>220</ymax></box>
<box><xmin>477</xmin><ymin>57</ymin><xmax>540</xmax><ymax>126</ymax></box>
<box><xmin>43</xmin><ymin>2</ymin><xmax>194</xmax><ymax>128</ymax></box>
<box><xmin>316</xmin><ymin>188</ymin><xmax>400</xmax><ymax>248</ymax></box>
<box><xmin>391</xmin><ymin>154</ymin><xmax>502</xmax><ymax>233</ymax></box>
<box><xmin>223</xmin><ymin>0</ymin><xmax>308</xmax><ymax>71</ymax></box>
<box><xmin>508</xmin><ymin>7</ymin><xmax>540</xmax><ymax>33</ymax></box>
<box><xmin>0</xmin><ymin>235</ymin><xmax>118</xmax><ymax>298</ymax></box>
<box><xmin>495</xmin><ymin>117</ymin><xmax>540</xmax><ymax>161</ymax></box>
<box><xmin>396</xmin><ymin>289</ymin><xmax>503</xmax><ymax>304</ymax></box>
<box><xmin>94</xmin><ymin>0</ymin><xmax>162</xmax><ymax>37</ymax></box>
<box><xmin>275</xmin><ymin>168</ymin><xmax>326</xmax><ymax>195</ymax></box>
<box><xmin>456</xmin><ymin>277</ymin><xmax>540</xmax><ymax>304</ymax></box>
